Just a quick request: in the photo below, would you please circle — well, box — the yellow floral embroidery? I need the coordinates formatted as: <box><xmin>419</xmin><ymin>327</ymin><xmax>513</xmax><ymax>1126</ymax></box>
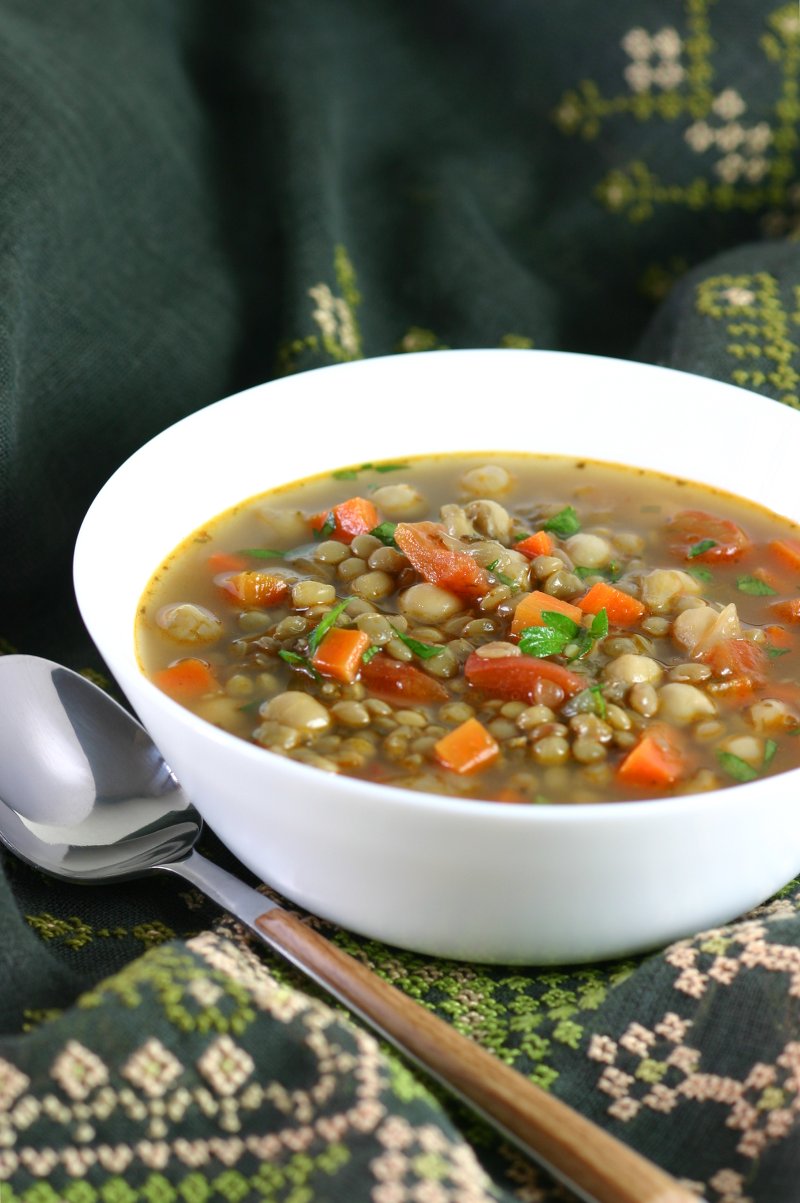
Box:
<box><xmin>695</xmin><ymin>272</ymin><xmax>800</xmax><ymax>408</ymax></box>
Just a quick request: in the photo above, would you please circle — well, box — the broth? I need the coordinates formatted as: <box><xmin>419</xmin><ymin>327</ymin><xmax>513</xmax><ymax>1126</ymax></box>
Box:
<box><xmin>136</xmin><ymin>453</ymin><xmax>800</xmax><ymax>803</ymax></box>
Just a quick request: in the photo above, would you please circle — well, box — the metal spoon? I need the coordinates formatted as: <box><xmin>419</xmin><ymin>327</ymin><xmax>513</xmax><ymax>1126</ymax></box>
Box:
<box><xmin>0</xmin><ymin>655</ymin><xmax>698</xmax><ymax>1203</ymax></box>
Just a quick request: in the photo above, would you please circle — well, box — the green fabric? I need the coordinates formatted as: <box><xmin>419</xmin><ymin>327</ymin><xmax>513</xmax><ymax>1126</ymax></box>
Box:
<box><xmin>1</xmin><ymin>2</ymin><xmax>800</xmax><ymax>1200</ymax></box>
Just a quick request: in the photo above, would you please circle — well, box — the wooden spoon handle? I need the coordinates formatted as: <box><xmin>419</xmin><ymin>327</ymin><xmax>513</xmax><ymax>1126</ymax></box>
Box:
<box><xmin>255</xmin><ymin>907</ymin><xmax>696</xmax><ymax>1203</ymax></box>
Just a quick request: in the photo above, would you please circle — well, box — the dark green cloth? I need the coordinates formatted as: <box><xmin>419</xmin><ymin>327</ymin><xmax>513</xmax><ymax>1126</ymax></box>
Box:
<box><xmin>2</xmin><ymin>2</ymin><xmax>800</xmax><ymax>1200</ymax></box>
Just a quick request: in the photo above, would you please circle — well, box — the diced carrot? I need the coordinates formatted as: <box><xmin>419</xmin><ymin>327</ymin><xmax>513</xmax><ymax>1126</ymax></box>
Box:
<box><xmin>359</xmin><ymin>655</ymin><xmax>449</xmax><ymax>705</ymax></box>
<box><xmin>309</xmin><ymin>497</ymin><xmax>380</xmax><ymax>543</ymax></box>
<box><xmin>434</xmin><ymin>718</ymin><xmax>500</xmax><ymax>775</ymax></box>
<box><xmin>311</xmin><ymin>627</ymin><xmax>371</xmax><ymax>684</ymax></box>
<box><xmin>511</xmin><ymin>590</ymin><xmax>583</xmax><ymax>637</ymax></box>
<box><xmin>208</xmin><ymin>550</ymin><xmax>248</xmax><ymax>574</ymax></box>
<box><xmin>769</xmin><ymin>598</ymin><xmax>800</xmax><ymax>625</ymax></box>
<box><xmin>464</xmin><ymin>652</ymin><xmax>586</xmax><ymax>701</ymax></box>
<box><xmin>219</xmin><ymin>571</ymin><xmax>290</xmax><ymax>608</ymax></box>
<box><xmin>667</xmin><ymin>510</ymin><xmax>752</xmax><ymax>563</ymax></box>
<box><xmin>616</xmin><ymin>724</ymin><xmax>686</xmax><ymax>789</ymax></box>
<box><xmin>393</xmin><ymin>521</ymin><xmax>490</xmax><ymax>600</ymax></box>
<box><xmin>577</xmin><ymin>581</ymin><xmax>646</xmax><ymax>628</ymax></box>
<box><xmin>769</xmin><ymin>538</ymin><xmax>800</xmax><ymax>573</ymax></box>
<box><xmin>703</xmin><ymin>637</ymin><xmax>769</xmax><ymax>686</ymax></box>
<box><xmin>515</xmin><ymin>530</ymin><xmax>554</xmax><ymax>559</ymax></box>
<box><xmin>153</xmin><ymin>658</ymin><xmax>220</xmax><ymax>700</ymax></box>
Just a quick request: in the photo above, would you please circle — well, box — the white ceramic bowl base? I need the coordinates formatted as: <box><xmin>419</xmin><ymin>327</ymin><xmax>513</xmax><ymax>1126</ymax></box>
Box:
<box><xmin>74</xmin><ymin>350</ymin><xmax>800</xmax><ymax>964</ymax></box>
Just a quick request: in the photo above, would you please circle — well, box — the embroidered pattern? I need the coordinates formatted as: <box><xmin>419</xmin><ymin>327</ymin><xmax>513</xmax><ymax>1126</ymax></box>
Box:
<box><xmin>0</xmin><ymin>932</ymin><xmax>507</xmax><ymax>1202</ymax></box>
<box><xmin>554</xmin><ymin>3</ymin><xmax>800</xmax><ymax>227</ymax></box>
<box><xmin>583</xmin><ymin>890</ymin><xmax>800</xmax><ymax>1201</ymax></box>
<box><xmin>277</xmin><ymin>248</ymin><xmax>534</xmax><ymax>375</ymax></box>
<box><xmin>694</xmin><ymin>271</ymin><xmax>800</xmax><ymax>407</ymax></box>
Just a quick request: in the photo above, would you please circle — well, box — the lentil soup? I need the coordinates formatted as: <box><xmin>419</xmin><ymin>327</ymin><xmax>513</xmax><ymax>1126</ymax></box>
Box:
<box><xmin>136</xmin><ymin>454</ymin><xmax>800</xmax><ymax>803</ymax></box>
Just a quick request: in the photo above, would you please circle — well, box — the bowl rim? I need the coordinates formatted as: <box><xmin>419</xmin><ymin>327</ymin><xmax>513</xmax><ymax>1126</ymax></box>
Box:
<box><xmin>74</xmin><ymin>347</ymin><xmax>800</xmax><ymax>827</ymax></box>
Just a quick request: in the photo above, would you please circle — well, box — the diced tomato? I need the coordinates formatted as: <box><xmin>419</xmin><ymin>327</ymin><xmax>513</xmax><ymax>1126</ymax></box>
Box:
<box><xmin>515</xmin><ymin>531</ymin><xmax>554</xmax><ymax>559</ymax></box>
<box><xmin>219</xmin><ymin>571</ymin><xmax>289</xmax><ymax>608</ymax></box>
<box><xmin>666</xmin><ymin>510</ymin><xmax>752</xmax><ymax>563</ymax></box>
<box><xmin>359</xmin><ymin>655</ymin><xmax>448</xmax><ymax>704</ymax></box>
<box><xmin>703</xmin><ymin>637</ymin><xmax>769</xmax><ymax>706</ymax></box>
<box><xmin>511</xmin><ymin>591</ymin><xmax>583</xmax><ymax>637</ymax></box>
<box><xmin>616</xmin><ymin>724</ymin><xmax>686</xmax><ymax>789</ymax></box>
<box><xmin>309</xmin><ymin>497</ymin><xmax>380</xmax><ymax>544</ymax></box>
<box><xmin>464</xmin><ymin>652</ymin><xmax>586</xmax><ymax>701</ymax></box>
<box><xmin>393</xmin><ymin>522</ymin><xmax>490</xmax><ymax>600</ymax></box>
<box><xmin>703</xmin><ymin>637</ymin><xmax>769</xmax><ymax>686</ymax></box>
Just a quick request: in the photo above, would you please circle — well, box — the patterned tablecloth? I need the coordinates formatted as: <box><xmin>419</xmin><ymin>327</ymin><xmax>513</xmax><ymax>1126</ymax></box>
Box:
<box><xmin>1</xmin><ymin>3</ymin><xmax>799</xmax><ymax>1200</ymax></box>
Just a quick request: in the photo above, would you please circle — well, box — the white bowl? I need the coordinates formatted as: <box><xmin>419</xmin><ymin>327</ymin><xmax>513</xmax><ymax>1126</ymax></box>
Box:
<box><xmin>74</xmin><ymin>350</ymin><xmax>800</xmax><ymax>964</ymax></box>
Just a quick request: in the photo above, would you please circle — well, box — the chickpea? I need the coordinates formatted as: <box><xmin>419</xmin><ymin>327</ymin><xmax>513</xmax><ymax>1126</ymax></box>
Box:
<box><xmin>260</xmin><ymin>691</ymin><xmax>332</xmax><ymax>735</ymax></box>
<box><xmin>564</xmin><ymin>532</ymin><xmax>612</xmax><ymax>569</ymax></box>
<box><xmin>748</xmin><ymin>697</ymin><xmax>800</xmax><ymax>734</ymax></box>
<box><xmin>465</xmin><ymin>499</ymin><xmax>513</xmax><ymax>543</ymax></box>
<box><xmin>255</xmin><ymin>506</ymin><xmax>309</xmax><ymax>546</ymax></box>
<box><xmin>157</xmin><ymin>602</ymin><xmax>222</xmax><ymax>644</ymax></box>
<box><xmin>718</xmin><ymin>734</ymin><xmax>764</xmax><ymax>769</ymax></box>
<box><xmin>603</xmin><ymin>654</ymin><xmax>663</xmax><ymax>687</ymax></box>
<box><xmin>291</xmin><ymin>581</ymin><xmax>336</xmax><ymax>608</ymax></box>
<box><xmin>460</xmin><ymin>464</ymin><xmax>513</xmax><ymax>496</ymax></box>
<box><xmin>657</xmin><ymin>683</ymin><xmax>716</xmax><ymax>725</ymax></box>
<box><xmin>370</xmin><ymin>483</ymin><xmax>427</xmax><ymax>518</ymax></box>
<box><xmin>475</xmin><ymin>641</ymin><xmax>521</xmax><ymax>658</ymax></box>
<box><xmin>399</xmin><ymin>583</ymin><xmax>463</xmax><ymax>623</ymax></box>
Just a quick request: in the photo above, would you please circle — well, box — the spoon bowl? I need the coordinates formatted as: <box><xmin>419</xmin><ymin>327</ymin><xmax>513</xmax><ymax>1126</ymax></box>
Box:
<box><xmin>0</xmin><ymin>653</ymin><xmax>697</xmax><ymax>1203</ymax></box>
<box><xmin>0</xmin><ymin>656</ymin><xmax>198</xmax><ymax>879</ymax></box>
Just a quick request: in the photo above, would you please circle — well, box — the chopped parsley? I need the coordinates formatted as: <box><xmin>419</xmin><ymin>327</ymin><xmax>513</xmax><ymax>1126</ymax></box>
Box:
<box><xmin>237</xmin><ymin>547</ymin><xmax>286</xmax><ymax>559</ymax></box>
<box><xmin>688</xmin><ymin>538</ymin><xmax>717</xmax><ymax>558</ymax></box>
<box><xmin>278</xmin><ymin>649</ymin><xmax>321</xmax><ymax>681</ymax></box>
<box><xmin>568</xmin><ymin>683</ymin><xmax>607</xmax><ymax>719</ymax></box>
<box><xmin>687</xmin><ymin>566</ymin><xmax>713</xmax><ymax>583</ymax></box>
<box><xmin>518</xmin><ymin>608</ymin><xmax>608</xmax><ymax>662</ymax></box>
<box><xmin>574</xmin><ymin>562</ymin><xmax>621</xmax><ymax>583</ymax></box>
<box><xmin>370</xmin><ymin>522</ymin><xmax>399</xmax><ymax>547</ymax></box>
<box><xmin>361</xmin><ymin>644</ymin><xmax>382</xmax><ymax>664</ymax></box>
<box><xmin>391</xmin><ymin>628</ymin><xmax>444</xmax><ymax>659</ymax></box>
<box><xmin>314</xmin><ymin>512</ymin><xmax>336</xmax><ymax>539</ymax></box>
<box><xmin>307</xmin><ymin>596</ymin><xmax>353</xmax><ymax>657</ymax></box>
<box><xmin>486</xmin><ymin>560</ymin><xmax>519</xmax><ymax>588</ymax></box>
<box><xmin>717</xmin><ymin>739</ymin><xmax>777</xmax><ymax>783</ymax></box>
<box><xmin>543</xmin><ymin>506</ymin><xmax>581</xmax><ymax>538</ymax></box>
<box><xmin>736</xmin><ymin>575</ymin><xmax>777</xmax><ymax>596</ymax></box>
<box><xmin>332</xmin><ymin>462</ymin><xmax>408</xmax><ymax>480</ymax></box>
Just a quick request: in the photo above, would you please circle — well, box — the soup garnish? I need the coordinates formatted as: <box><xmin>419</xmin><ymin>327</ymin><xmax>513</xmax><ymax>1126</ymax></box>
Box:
<box><xmin>136</xmin><ymin>454</ymin><xmax>800</xmax><ymax>803</ymax></box>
